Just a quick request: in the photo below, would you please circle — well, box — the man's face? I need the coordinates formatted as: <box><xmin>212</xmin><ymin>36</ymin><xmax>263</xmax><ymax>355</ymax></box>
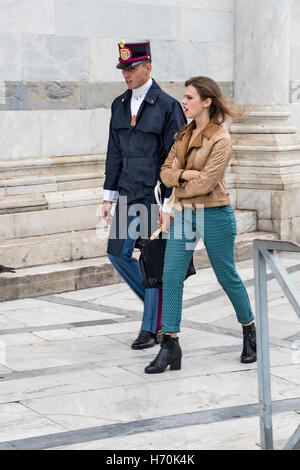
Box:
<box><xmin>122</xmin><ymin>62</ymin><xmax>152</xmax><ymax>89</ymax></box>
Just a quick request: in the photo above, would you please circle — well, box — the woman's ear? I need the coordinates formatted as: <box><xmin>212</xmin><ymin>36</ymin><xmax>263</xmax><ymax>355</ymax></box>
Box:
<box><xmin>203</xmin><ymin>97</ymin><xmax>212</xmax><ymax>108</ymax></box>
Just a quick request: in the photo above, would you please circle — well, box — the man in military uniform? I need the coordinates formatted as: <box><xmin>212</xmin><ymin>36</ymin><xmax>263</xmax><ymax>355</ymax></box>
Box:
<box><xmin>102</xmin><ymin>40</ymin><xmax>186</xmax><ymax>349</ymax></box>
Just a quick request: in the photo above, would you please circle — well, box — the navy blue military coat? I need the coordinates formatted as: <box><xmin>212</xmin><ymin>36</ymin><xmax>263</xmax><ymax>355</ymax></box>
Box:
<box><xmin>104</xmin><ymin>79</ymin><xmax>186</xmax><ymax>256</ymax></box>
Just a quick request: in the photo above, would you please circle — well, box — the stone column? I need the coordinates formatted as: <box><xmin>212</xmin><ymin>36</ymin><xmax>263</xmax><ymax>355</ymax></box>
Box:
<box><xmin>230</xmin><ymin>0</ymin><xmax>300</xmax><ymax>242</ymax></box>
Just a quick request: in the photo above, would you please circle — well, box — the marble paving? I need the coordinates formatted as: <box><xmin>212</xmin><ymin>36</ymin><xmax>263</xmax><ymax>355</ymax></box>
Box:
<box><xmin>0</xmin><ymin>253</ymin><xmax>299</xmax><ymax>450</ymax></box>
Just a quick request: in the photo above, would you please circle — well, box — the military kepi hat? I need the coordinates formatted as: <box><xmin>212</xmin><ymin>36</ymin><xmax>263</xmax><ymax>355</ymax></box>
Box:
<box><xmin>116</xmin><ymin>40</ymin><xmax>151</xmax><ymax>69</ymax></box>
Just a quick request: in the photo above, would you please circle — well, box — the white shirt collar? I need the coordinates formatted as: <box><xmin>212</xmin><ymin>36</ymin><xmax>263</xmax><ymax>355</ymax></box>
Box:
<box><xmin>132</xmin><ymin>77</ymin><xmax>153</xmax><ymax>98</ymax></box>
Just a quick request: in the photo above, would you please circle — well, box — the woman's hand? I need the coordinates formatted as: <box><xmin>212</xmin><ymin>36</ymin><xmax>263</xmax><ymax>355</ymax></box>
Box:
<box><xmin>159</xmin><ymin>212</ymin><xmax>173</xmax><ymax>232</ymax></box>
<box><xmin>181</xmin><ymin>170</ymin><xmax>200</xmax><ymax>181</ymax></box>
<box><xmin>172</xmin><ymin>157</ymin><xmax>180</xmax><ymax>170</ymax></box>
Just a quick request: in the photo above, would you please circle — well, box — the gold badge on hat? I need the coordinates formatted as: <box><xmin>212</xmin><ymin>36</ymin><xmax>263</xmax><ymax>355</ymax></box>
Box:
<box><xmin>120</xmin><ymin>48</ymin><xmax>132</xmax><ymax>60</ymax></box>
<box><xmin>119</xmin><ymin>40</ymin><xmax>125</xmax><ymax>48</ymax></box>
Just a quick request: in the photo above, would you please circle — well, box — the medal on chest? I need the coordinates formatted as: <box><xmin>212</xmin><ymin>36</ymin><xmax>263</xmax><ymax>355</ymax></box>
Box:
<box><xmin>131</xmin><ymin>115</ymin><xmax>136</xmax><ymax>127</ymax></box>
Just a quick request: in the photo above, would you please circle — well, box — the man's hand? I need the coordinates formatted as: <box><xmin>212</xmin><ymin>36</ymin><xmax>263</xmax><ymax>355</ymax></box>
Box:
<box><xmin>102</xmin><ymin>200</ymin><xmax>113</xmax><ymax>225</ymax></box>
<box><xmin>159</xmin><ymin>212</ymin><xmax>173</xmax><ymax>232</ymax></box>
<box><xmin>180</xmin><ymin>170</ymin><xmax>200</xmax><ymax>181</ymax></box>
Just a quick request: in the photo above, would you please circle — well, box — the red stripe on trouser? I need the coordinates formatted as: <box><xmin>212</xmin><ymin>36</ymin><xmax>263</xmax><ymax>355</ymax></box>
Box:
<box><xmin>156</xmin><ymin>288</ymin><xmax>163</xmax><ymax>333</ymax></box>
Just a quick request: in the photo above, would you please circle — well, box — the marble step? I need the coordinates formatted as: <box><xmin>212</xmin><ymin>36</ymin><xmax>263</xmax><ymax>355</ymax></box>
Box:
<box><xmin>0</xmin><ymin>202</ymin><xmax>101</xmax><ymax>240</ymax></box>
<box><xmin>0</xmin><ymin>230</ymin><xmax>108</xmax><ymax>269</ymax></box>
<box><xmin>0</xmin><ymin>187</ymin><xmax>103</xmax><ymax>215</ymax></box>
<box><xmin>0</xmin><ymin>173</ymin><xmax>104</xmax><ymax>197</ymax></box>
<box><xmin>0</xmin><ymin>154</ymin><xmax>105</xmax><ymax>197</ymax></box>
<box><xmin>0</xmin><ymin>231</ymin><xmax>278</xmax><ymax>302</ymax></box>
<box><xmin>0</xmin><ymin>154</ymin><xmax>105</xmax><ymax>178</ymax></box>
<box><xmin>0</xmin><ymin>210</ymin><xmax>257</xmax><ymax>269</ymax></box>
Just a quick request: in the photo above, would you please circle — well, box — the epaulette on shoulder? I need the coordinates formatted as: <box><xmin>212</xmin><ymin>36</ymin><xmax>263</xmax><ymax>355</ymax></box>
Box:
<box><xmin>112</xmin><ymin>89</ymin><xmax>129</xmax><ymax>106</ymax></box>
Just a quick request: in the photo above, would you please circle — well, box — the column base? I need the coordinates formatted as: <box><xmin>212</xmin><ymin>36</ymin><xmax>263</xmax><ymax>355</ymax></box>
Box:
<box><xmin>229</xmin><ymin>106</ymin><xmax>300</xmax><ymax>242</ymax></box>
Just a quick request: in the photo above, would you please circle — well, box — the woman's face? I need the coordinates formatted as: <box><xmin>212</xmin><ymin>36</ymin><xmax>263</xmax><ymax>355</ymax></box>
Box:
<box><xmin>182</xmin><ymin>85</ymin><xmax>211</xmax><ymax>120</ymax></box>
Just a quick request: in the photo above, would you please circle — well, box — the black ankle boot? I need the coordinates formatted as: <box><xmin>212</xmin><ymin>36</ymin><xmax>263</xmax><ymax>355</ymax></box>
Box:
<box><xmin>144</xmin><ymin>334</ymin><xmax>182</xmax><ymax>374</ymax></box>
<box><xmin>241</xmin><ymin>323</ymin><xmax>257</xmax><ymax>363</ymax></box>
<box><xmin>131</xmin><ymin>330</ymin><xmax>156</xmax><ymax>350</ymax></box>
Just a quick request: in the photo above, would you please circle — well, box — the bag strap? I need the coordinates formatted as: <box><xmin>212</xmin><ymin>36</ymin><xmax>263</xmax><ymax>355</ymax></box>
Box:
<box><xmin>154</xmin><ymin>182</ymin><xmax>163</xmax><ymax>213</ymax></box>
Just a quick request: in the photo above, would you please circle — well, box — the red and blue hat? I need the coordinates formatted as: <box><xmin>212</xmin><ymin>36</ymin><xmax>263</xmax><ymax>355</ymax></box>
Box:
<box><xmin>116</xmin><ymin>40</ymin><xmax>151</xmax><ymax>69</ymax></box>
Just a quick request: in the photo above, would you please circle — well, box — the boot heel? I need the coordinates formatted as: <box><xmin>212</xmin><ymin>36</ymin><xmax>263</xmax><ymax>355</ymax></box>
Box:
<box><xmin>170</xmin><ymin>357</ymin><xmax>181</xmax><ymax>370</ymax></box>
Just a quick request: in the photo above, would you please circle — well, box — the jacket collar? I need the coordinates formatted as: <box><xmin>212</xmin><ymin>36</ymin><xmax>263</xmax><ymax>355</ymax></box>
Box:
<box><xmin>180</xmin><ymin>120</ymin><xmax>221</xmax><ymax>142</ymax></box>
<box><xmin>177</xmin><ymin>120</ymin><xmax>221</xmax><ymax>167</ymax></box>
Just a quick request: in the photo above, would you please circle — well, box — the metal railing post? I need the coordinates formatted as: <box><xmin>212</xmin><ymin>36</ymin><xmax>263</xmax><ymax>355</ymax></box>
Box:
<box><xmin>253</xmin><ymin>239</ymin><xmax>300</xmax><ymax>451</ymax></box>
<box><xmin>254</xmin><ymin>245</ymin><xmax>273</xmax><ymax>450</ymax></box>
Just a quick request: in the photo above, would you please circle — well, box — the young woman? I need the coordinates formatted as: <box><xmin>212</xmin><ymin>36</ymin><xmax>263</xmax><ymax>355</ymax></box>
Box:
<box><xmin>145</xmin><ymin>76</ymin><xmax>256</xmax><ymax>374</ymax></box>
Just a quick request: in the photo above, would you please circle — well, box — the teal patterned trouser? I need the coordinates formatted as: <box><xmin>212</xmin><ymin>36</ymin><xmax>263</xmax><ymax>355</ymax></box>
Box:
<box><xmin>161</xmin><ymin>206</ymin><xmax>254</xmax><ymax>332</ymax></box>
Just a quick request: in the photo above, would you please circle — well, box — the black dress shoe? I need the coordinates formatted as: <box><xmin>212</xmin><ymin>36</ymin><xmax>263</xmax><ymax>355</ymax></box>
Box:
<box><xmin>241</xmin><ymin>323</ymin><xmax>257</xmax><ymax>363</ymax></box>
<box><xmin>145</xmin><ymin>334</ymin><xmax>182</xmax><ymax>374</ymax></box>
<box><xmin>131</xmin><ymin>330</ymin><xmax>157</xmax><ymax>350</ymax></box>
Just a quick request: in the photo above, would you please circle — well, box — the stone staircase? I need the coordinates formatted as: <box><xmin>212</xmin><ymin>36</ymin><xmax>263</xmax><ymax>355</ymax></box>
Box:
<box><xmin>0</xmin><ymin>154</ymin><xmax>278</xmax><ymax>302</ymax></box>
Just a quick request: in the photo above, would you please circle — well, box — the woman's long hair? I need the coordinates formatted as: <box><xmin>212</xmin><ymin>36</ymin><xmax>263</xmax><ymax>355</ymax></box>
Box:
<box><xmin>184</xmin><ymin>76</ymin><xmax>242</xmax><ymax>125</ymax></box>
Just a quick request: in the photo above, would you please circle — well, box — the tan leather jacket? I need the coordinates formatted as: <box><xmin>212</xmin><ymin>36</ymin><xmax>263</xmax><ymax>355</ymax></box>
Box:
<box><xmin>160</xmin><ymin>120</ymin><xmax>232</xmax><ymax>210</ymax></box>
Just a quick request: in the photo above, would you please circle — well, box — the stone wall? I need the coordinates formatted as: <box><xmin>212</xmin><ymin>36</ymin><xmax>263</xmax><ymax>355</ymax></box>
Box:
<box><xmin>0</xmin><ymin>0</ymin><xmax>299</xmax><ymax>158</ymax></box>
<box><xmin>0</xmin><ymin>0</ymin><xmax>234</xmax><ymax>159</ymax></box>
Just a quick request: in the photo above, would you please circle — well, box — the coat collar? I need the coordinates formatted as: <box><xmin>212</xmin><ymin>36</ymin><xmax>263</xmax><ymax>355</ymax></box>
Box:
<box><xmin>180</xmin><ymin>120</ymin><xmax>221</xmax><ymax>142</ymax></box>
<box><xmin>121</xmin><ymin>78</ymin><xmax>161</xmax><ymax>105</ymax></box>
<box><xmin>177</xmin><ymin>120</ymin><xmax>221</xmax><ymax>167</ymax></box>
<box><xmin>132</xmin><ymin>77</ymin><xmax>153</xmax><ymax>98</ymax></box>
<box><xmin>144</xmin><ymin>79</ymin><xmax>161</xmax><ymax>105</ymax></box>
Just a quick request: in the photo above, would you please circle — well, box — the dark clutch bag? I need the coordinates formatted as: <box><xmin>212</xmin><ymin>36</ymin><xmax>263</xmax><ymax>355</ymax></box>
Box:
<box><xmin>135</xmin><ymin>234</ymin><xmax>196</xmax><ymax>289</ymax></box>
